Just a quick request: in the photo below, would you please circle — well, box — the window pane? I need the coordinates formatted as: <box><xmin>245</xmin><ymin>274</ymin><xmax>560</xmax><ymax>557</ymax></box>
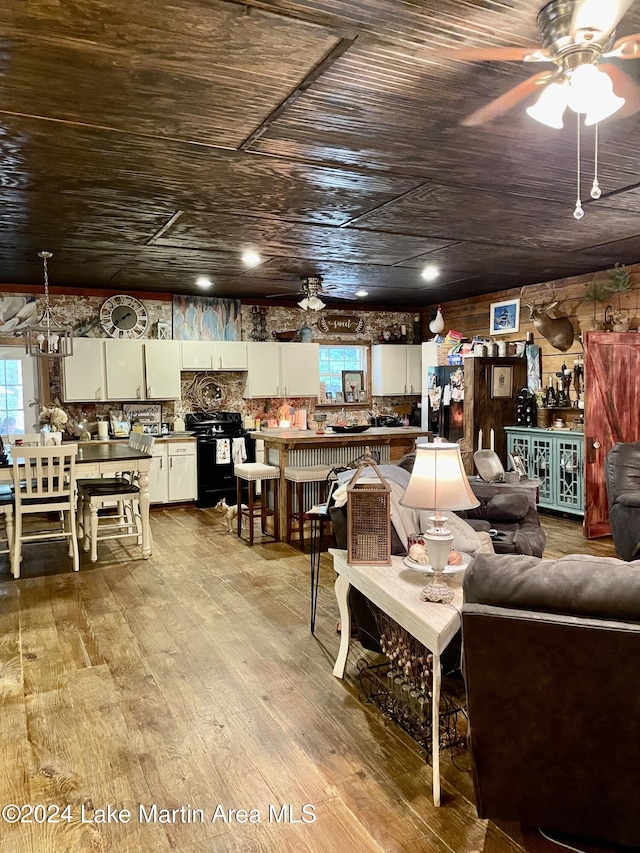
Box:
<box><xmin>4</xmin><ymin>361</ymin><xmax>21</xmax><ymax>385</ymax></box>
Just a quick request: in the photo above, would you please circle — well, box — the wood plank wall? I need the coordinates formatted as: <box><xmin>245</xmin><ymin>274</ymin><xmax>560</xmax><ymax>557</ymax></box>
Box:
<box><xmin>421</xmin><ymin>263</ymin><xmax>640</xmax><ymax>384</ymax></box>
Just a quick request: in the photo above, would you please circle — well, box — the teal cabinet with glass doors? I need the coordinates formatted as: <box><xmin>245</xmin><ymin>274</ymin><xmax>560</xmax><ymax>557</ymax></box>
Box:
<box><xmin>505</xmin><ymin>427</ymin><xmax>584</xmax><ymax>516</ymax></box>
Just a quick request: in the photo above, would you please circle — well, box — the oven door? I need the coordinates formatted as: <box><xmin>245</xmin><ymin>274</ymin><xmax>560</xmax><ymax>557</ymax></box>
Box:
<box><xmin>195</xmin><ymin>436</ymin><xmax>255</xmax><ymax>507</ymax></box>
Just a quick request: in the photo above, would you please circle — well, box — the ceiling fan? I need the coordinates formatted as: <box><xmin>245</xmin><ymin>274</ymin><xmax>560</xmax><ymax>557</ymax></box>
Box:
<box><xmin>455</xmin><ymin>0</ymin><xmax>640</xmax><ymax>128</ymax></box>
<box><xmin>266</xmin><ymin>275</ymin><xmax>359</xmax><ymax>310</ymax></box>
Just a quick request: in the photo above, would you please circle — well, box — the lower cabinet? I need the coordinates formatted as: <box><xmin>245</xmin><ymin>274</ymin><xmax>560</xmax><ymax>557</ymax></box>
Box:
<box><xmin>149</xmin><ymin>440</ymin><xmax>197</xmax><ymax>504</ymax></box>
<box><xmin>505</xmin><ymin>427</ymin><xmax>584</xmax><ymax>515</ymax></box>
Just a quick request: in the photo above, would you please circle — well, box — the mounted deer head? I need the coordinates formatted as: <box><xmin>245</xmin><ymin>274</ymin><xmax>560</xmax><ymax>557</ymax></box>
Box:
<box><xmin>520</xmin><ymin>283</ymin><xmax>575</xmax><ymax>352</ymax></box>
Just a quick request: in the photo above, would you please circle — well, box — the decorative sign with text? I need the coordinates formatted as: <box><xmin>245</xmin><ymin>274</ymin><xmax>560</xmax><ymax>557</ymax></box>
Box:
<box><xmin>318</xmin><ymin>315</ymin><xmax>365</xmax><ymax>335</ymax></box>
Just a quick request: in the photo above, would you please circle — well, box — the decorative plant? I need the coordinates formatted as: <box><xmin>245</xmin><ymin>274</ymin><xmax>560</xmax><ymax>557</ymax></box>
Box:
<box><xmin>35</xmin><ymin>399</ymin><xmax>68</xmax><ymax>433</ymax></box>
<box><xmin>606</xmin><ymin>262</ymin><xmax>632</xmax><ymax>309</ymax></box>
<box><xmin>584</xmin><ymin>280</ymin><xmax>609</xmax><ymax>328</ymax></box>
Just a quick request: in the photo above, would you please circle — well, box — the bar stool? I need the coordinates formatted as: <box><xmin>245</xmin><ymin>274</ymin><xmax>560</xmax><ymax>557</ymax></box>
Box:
<box><xmin>283</xmin><ymin>465</ymin><xmax>331</xmax><ymax>549</ymax></box>
<box><xmin>234</xmin><ymin>462</ymin><xmax>280</xmax><ymax>545</ymax></box>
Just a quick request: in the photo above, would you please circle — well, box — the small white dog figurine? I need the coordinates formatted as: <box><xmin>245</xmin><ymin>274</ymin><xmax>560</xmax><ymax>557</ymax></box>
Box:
<box><xmin>214</xmin><ymin>497</ymin><xmax>248</xmax><ymax>532</ymax></box>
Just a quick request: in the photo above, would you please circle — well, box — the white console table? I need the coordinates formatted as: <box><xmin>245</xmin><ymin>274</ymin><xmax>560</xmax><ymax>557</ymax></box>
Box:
<box><xmin>330</xmin><ymin>548</ymin><xmax>463</xmax><ymax>807</ymax></box>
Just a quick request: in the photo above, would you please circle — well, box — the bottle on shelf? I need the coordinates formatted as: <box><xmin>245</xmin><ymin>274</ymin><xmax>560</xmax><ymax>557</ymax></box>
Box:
<box><xmin>545</xmin><ymin>376</ymin><xmax>556</xmax><ymax>407</ymax></box>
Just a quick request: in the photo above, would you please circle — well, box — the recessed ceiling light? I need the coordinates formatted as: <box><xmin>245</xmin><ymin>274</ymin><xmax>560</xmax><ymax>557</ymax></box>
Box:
<box><xmin>242</xmin><ymin>250</ymin><xmax>262</xmax><ymax>268</ymax></box>
<box><xmin>421</xmin><ymin>264</ymin><xmax>440</xmax><ymax>283</ymax></box>
<box><xmin>196</xmin><ymin>276</ymin><xmax>212</xmax><ymax>288</ymax></box>
<box><xmin>355</xmin><ymin>289</ymin><xmax>368</xmax><ymax>297</ymax></box>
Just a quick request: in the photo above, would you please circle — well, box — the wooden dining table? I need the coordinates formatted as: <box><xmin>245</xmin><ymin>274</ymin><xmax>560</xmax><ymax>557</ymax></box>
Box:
<box><xmin>0</xmin><ymin>442</ymin><xmax>153</xmax><ymax>559</ymax></box>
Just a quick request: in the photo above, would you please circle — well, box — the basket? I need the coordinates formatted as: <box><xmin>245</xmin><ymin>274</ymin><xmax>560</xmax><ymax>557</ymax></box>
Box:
<box><xmin>437</xmin><ymin>342</ymin><xmax>450</xmax><ymax>366</ymax></box>
<box><xmin>347</xmin><ymin>450</ymin><xmax>391</xmax><ymax>566</ymax></box>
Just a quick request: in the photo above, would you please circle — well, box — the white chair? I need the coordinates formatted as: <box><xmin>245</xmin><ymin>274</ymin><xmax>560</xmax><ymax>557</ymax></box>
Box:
<box><xmin>11</xmin><ymin>444</ymin><xmax>79</xmax><ymax>578</ymax></box>
<box><xmin>0</xmin><ymin>485</ymin><xmax>14</xmax><ymax>561</ymax></box>
<box><xmin>77</xmin><ymin>433</ymin><xmax>154</xmax><ymax>562</ymax></box>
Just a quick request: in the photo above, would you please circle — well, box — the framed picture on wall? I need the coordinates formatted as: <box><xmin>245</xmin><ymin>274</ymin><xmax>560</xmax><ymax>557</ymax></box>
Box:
<box><xmin>342</xmin><ymin>370</ymin><xmax>365</xmax><ymax>403</ymax></box>
<box><xmin>490</xmin><ymin>298</ymin><xmax>520</xmax><ymax>335</ymax></box>
<box><xmin>491</xmin><ymin>365</ymin><xmax>513</xmax><ymax>398</ymax></box>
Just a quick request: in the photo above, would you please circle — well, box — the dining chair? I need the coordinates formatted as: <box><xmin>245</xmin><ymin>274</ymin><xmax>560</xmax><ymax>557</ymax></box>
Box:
<box><xmin>11</xmin><ymin>443</ymin><xmax>79</xmax><ymax>578</ymax></box>
<box><xmin>77</xmin><ymin>433</ymin><xmax>154</xmax><ymax>562</ymax></box>
<box><xmin>0</xmin><ymin>486</ymin><xmax>14</xmax><ymax>561</ymax></box>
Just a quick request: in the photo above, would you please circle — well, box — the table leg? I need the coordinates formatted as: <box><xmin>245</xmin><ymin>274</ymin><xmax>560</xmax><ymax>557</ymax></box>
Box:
<box><xmin>138</xmin><ymin>468</ymin><xmax>152</xmax><ymax>559</ymax></box>
<box><xmin>431</xmin><ymin>651</ymin><xmax>442</xmax><ymax>807</ymax></box>
<box><xmin>332</xmin><ymin>573</ymin><xmax>351</xmax><ymax>678</ymax></box>
<box><xmin>310</xmin><ymin>517</ymin><xmax>323</xmax><ymax>634</ymax></box>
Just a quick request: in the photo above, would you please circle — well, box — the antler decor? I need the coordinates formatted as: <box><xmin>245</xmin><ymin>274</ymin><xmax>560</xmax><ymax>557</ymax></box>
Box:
<box><xmin>520</xmin><ymin>283</ymin><xmax>575</xmax><ymax>352</ymax></box>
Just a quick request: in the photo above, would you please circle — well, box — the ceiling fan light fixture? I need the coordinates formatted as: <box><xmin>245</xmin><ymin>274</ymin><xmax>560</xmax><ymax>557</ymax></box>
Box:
<box><xmin>307</xmin><ymin>295</ymin><xmax>326</xmax><ymax>311</ymax></box>
<box><xmin>567</xmin><ymin>64</ymin><xmax>623</xmax><ymax>120</ymax></box>
<box><xmin>584</xmin><ymin>88</ymin><xmax>625</xmax><ymax>125</ymax></box>
<box><xmin>526</xmin><ymin>81</ymin><xmax>568</xmax><ymax>128</ymax></box>
<box><xmin>355</xmin><ymin>289</ymin><xmax>368</xmax><ymax>297</ymax></box>
<box><xmin>298</xmin><ymin>297</ymin><xmax>310</xmax><ymax>310</ymax></box>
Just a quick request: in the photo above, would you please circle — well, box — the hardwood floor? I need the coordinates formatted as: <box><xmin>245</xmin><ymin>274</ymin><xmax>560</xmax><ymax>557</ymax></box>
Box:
<box><xmin>0</xmin><ymin>508</ymin><xmax>619</xmax><ymax>852</ymax></box>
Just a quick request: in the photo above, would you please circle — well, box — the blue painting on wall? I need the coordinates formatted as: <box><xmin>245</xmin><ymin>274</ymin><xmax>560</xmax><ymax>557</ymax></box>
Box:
<box><xmin>172</xmin><ymin>295</ymin><xmax>241</xmax><ymax>341</ymax></box>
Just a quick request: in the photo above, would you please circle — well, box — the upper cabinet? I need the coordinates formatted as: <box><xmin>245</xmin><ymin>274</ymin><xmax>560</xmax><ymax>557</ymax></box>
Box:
<box><xmin>145</xmin><ymin>340</ymin><xmax>181</xmax><ymax>399</ymax></box>
<box><xmin>105</xmin><ymin>339</ymin><xmax>145</xmax><ymax>401</ymax></box>
<box><xmin>244</xmin><ymin>342</ymin><xmax>319</xmax><ymax>398</ymax></box>
<box><xmin>63</xmin><ymin>338</ymin><xmax>107</xmax><ymax>402</ymax></box>
<box><xmin>372</xmin><ymin>345</ymin><xmax>422</xmax><ymax>395</ymax></box>
<box><xmin>181</xmin><ymin>341</ymin><xmax>247</xmax><ymax>371</ymax></box>
<box><xmin>63</xmin><ymin>339</ymin><xmax>181</xmax><ymax>402</ymax></box>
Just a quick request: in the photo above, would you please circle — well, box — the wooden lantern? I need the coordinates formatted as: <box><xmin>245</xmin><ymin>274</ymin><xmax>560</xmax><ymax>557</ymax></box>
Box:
<box><xmin>347</xmin><ymin>448</ymin><xmax>391</xmax><ymax>565</ymax></box>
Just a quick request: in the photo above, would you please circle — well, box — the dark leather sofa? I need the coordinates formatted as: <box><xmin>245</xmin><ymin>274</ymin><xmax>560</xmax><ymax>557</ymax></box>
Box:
<box><xmin>462</xmin><ymin>551</ymin><xmax>640</xmax><ymax>848</ymax></box>
<box><xmin>605</xmin><ymin>441</ymin><xmax>640</xmax><ymax>561</ymax></box>
<box><xmin>397</xmin><ymin>453</ymin><xmax>546</xmax><ymax>557</ymax></box>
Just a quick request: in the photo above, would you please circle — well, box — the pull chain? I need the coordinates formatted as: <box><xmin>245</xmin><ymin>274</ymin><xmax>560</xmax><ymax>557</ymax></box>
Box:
<box><xmin>573</xmin><ymin>114</ymin><xmax>584</xmax><ymax>220</ymax></box>
<box><xmin>591</xmin><ymin>121</ymin><xmax>602</xmax><ymax>199</ymax></box>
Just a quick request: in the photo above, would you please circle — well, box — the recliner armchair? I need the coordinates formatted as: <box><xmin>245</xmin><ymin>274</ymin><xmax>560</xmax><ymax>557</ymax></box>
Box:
<box><xmin>462</xmin><ymin>551</ymin><xmax>640</xmax><ymax>848</ymax></box>
<box><xmin>604</xmin><ymin>441</ymin><xmax>640</xmax><ymax>560</ymax></box>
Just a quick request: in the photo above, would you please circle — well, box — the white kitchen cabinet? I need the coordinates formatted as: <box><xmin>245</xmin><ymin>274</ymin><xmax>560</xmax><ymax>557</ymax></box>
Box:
<box><xmin>145</xmin><ymin>340</ymin><xmax>181</xmax><ymax>399</ymax></box>
<box><xmin>181</xmin><ymin>340</ymin><xmax>248</xmax><ymax>371</ymax></box>
<box><xmin>148</xmin><ymin>443</ymin><xmax>169</xmax><ymax>504</ymax></box>
<box><xmin>280</xmin><ymin>343</ymin><xmax>320</xmax><ymax>396</ymax></box>
<box><xmin>148</xmin><ymin>441</ymin><xmax>196</xmax><ymax>504</ymax></box>
<box><xmin>63</xmin><ymin>338</ymin><xmax>107</xmax><ymax>402</ymax></box>
<box><xmin>214</xmin><ymin>341</ymin><xmax>247</xmax><ymax>370</ymax></box>
<box><xmin>245</xmin><ymin>342</ymin><xmax>281</xmax><ymax>397</ymax></box>
<box><xmin>105</xmin><ymin>339</ymin><xmax>145</xmax><ymax>401</ymax></box>
<box><xmin>406</xmin><ymin>346</ymin><xmax>421</xmax><ymax>395</ymax></box>
<box><xmin>372</xmin><ymin>344</ymin><xmax>422</xmax><ymax>396</ymax></box>
<box><xmin>168</xmin><ymin>442</ymin><xmax>197</xmax><ymax>501</ymax></box>
<box><xmin>245</xmin><ymin>342</ymin><xmax>319</xmax><ymax>397</ymax></box>
<box><xmin>181</xmin><ymin>341</ymin><xmax>214</xmax><ymax>370</ymax></box>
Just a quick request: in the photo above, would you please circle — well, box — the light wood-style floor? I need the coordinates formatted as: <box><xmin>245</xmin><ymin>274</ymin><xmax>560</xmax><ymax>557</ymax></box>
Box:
<box><xmin>0</xmin><ymin>509</ymin><xmax>618</xmax><ymax>852</ymax></box>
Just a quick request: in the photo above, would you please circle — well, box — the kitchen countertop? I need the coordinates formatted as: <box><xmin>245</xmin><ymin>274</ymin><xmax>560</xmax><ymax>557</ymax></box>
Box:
<box><xmin>79</xmin><ymin>435</ymin><xmax>196</xmax><ymax>445</ymax></box>
<box><xmin>249</xmin><ymin>426</ymin><xmax>431</xmax><ymax>445</ymax></box>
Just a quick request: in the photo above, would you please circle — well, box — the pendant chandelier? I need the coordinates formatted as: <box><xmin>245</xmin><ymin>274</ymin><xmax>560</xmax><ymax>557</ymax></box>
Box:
<box><xmin>24</xmin><ymin>251</ymin><xmax>73</xmax><ymax>357</ymax></box>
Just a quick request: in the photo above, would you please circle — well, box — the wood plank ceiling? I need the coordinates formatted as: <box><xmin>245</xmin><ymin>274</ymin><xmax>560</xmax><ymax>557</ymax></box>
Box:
<box><xmin>2</xmin><ymin>0</ymin><xmax>640</xmax><ymax>307</ymax></box>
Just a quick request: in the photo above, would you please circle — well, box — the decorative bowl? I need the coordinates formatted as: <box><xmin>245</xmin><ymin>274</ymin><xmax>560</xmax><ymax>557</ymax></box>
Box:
<box><xmin>331</xmin><ymin>425</ymin><xmax>369</xmax><ymax>433</ymax></box>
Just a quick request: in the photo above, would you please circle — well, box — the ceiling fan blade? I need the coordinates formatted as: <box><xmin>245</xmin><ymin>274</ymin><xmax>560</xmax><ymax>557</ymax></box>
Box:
<box><xmin>599</xmin><ymin>63</ymin><xmax>640</xmax><ymax>118</ymax></box>
<box><xmin>460</xmin><ymin>70</ymin><xmax>556</xmax><ymax>126</ymax></box>
<box><xmin>606</xmin><ymin>32</ymin><xmax>640</xmax><ymax>58</ymax></box>
<box><xmin>438</xmin><ymin>45</ymin><xmax>551</xmax><ymax>63</ymax></box>
<box><xmin>572</xmin><ymin>0</ymin><xmax>635</xmax><ymax>41</ymax></box>
<box><xmin>321</xmin><ymin>293</ymin><xmax>358</xmax><ymax>301</ymax></box>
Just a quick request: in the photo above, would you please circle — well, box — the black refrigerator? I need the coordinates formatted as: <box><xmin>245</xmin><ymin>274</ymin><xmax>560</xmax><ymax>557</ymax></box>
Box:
<box><xmin>423</xmin><ymin>364</ymin><xmax>465</xmax><ymax>442</ymax></box>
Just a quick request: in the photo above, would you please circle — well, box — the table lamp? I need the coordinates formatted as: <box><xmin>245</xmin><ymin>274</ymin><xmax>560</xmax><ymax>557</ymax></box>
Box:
<box><xmin>400</xmin><ymin>441</ymin><xmax>480</xmax><ymax>604</ymax></box>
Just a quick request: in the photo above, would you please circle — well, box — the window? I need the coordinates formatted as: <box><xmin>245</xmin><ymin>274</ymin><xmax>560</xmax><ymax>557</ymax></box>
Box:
<box><xmin>319</xmin><ymin>345</ymin><xmax>367</xmax><ymax>402</ymax></box>
<box><xmin>0</xmin><ymin>347</ymin><xmax>39</xmax><ymax>436</ymax></box>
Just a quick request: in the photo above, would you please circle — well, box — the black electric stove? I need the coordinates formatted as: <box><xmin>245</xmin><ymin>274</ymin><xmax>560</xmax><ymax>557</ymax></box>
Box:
<box><xmin>185</xmin><ymin>412</ymin><xmax>255</xmax><ymax>507</ymax></box>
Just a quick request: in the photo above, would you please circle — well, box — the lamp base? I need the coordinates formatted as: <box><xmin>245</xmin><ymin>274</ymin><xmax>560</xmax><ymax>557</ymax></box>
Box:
<box><xmin>420</xmin><ymin>574</ymin><xmax>455</xmax><ymax>604</ymax></box>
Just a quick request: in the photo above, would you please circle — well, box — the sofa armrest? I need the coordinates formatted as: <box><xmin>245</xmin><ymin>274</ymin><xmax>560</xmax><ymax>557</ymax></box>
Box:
<box><xmin>617</xmin><ymin>493</ymin><xmax>640</xmax><ymax>508</ymax></box>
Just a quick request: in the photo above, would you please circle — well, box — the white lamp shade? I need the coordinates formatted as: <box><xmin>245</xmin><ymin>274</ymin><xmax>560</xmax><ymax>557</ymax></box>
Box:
<box><xmin>400</xmin><ymin>441</ymin><xmax>480</xmax><ymax>511</ymax></box>
<box><xmin>567</xmin><ymin>65</ymin><xmax>624</xmax><ymax>123</ymax></box>
<box><xmin>298</xmin><ymin>297</ymin><xmax>310</xmax><ymax>310</ymax></box>
<box><xmin>526</xmin><ymin>82</ymin><xmax>568</xmax><ymax>129</ymax></box>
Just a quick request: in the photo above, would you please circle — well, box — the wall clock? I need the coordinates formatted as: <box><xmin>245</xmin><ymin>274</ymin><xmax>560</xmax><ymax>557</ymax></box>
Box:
<box><xmin>99</xmin><ymin>295</ymin><xmax>149</xmax><ymax>339</ymax></box>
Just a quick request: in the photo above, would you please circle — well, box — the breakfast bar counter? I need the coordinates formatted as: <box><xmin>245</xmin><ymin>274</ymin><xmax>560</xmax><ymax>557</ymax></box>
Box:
<box><xmin>249</xmin><ymin>427</ymin><xmax>431</xmax><ymax>539</ymax></box>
